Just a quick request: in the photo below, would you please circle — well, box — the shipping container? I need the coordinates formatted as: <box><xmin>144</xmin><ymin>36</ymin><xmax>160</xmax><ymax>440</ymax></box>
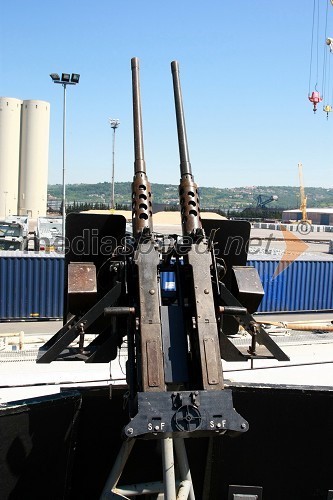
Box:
<box><xmin>0</xmin><ymin>251</ymin><xmax>64</xmax><ymax>320</ymax></box>
<box><xmin>248</xmin><ymin>259</ymin><xmax>333</xmax><ymax>312</ymax></box>
<box><xmin>0</xmin><ymin>255</ymin><xmax>332</xmax><ymax>320</ymax></box>
<box><xmin>160</xmin><ymin>260</ymin><xmax>333</xmax><ymax>313</ymax></box>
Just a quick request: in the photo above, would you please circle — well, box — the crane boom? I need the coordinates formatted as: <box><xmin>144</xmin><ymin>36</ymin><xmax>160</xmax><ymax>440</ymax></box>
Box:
<box><xmin>256</xmin><ymin>194</ymin><xmax>278</xmax><ymax>209</ymax></box>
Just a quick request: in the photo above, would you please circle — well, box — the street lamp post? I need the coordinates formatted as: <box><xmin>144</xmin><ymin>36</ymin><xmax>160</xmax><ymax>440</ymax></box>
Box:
<box><xmin>50</xmin><ymin>73</ymin><xmax>80</xmax><ymax>249</ymax></box>
<box><xmin>108</xmin><ymin>118</ymin><xmax>120</xmax><ymax>210</ymax></box>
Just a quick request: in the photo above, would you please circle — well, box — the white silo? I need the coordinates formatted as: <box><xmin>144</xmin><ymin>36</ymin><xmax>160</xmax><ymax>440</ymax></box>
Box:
<box><xmin>19</xmin><ymin>100</ymin><xmax>50</xmax><ymax>218</ymax></box>
<box><xmin>0</xmin><ymin>97</ymin><xmax>23</xmax><ymax>218</ymax></box>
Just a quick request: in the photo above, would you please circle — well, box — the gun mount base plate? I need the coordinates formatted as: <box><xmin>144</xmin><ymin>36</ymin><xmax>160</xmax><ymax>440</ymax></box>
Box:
<box><xmin>124</xmin><ymin>389</ymin><xmax>248</xmax><ymax>439</ymax></box>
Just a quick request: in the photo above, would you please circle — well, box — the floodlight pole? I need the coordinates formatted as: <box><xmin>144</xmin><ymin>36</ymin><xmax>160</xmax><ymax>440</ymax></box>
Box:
<box><xmin>50</xmin><ymin>72</ymin><xmax>80</xmax><ymax>250</ymax></box>
<box><xmin>109</xmin><ymin>119</ymin><xmax>120</xmax><ymax>210</ymax></box>
<box><xmin>62</xmin><ymin>83</ymin><xmax>67</xmax><ymax>249</ymax></box>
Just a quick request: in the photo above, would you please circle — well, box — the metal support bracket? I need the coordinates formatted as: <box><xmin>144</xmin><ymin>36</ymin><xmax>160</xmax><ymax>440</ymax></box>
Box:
<box><xmin>219</xmin><ymin>283</ymin><xmax>290</xmax><ymax>362</ymax></box>
<box><xmin>37</xmin><ymin>283</ymin><xmax>122</xmax><ymax>363</ymax></box>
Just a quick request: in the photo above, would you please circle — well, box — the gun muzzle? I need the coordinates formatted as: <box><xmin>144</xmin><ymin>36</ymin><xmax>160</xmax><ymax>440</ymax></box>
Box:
<box><xmin>171</xmin><ymin>61</ymin><xmax>202</xmax><ymax>236</ymax></box>
<box><xmin>131</xmin><ymin>57</ymin><xmax>153</xmax><ymax>236</ymax></box>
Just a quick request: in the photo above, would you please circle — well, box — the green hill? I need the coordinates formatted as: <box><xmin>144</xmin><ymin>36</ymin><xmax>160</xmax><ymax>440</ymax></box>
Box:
<box><xmin>48</xmin><ymin>182</ymin><xmax>333</xmax><ymax>211</ymax></box>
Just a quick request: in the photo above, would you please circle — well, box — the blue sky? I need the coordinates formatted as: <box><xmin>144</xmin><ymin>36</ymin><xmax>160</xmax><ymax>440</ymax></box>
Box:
<box><xmin>1</xmin><ymin>0</ymin><xmax>333</xmax><ymax>189</ymax></box>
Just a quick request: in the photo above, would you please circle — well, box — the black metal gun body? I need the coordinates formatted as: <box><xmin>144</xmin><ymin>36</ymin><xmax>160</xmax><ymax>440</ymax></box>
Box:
<box><xmin>37</xmin><ymin>58</ymin><xmax>289</xmax><ymax>444</ymax></box>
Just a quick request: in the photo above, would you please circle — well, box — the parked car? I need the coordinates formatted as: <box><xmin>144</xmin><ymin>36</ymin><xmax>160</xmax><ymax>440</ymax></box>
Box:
<box><xmin>0</xmin><ymin>221</ymin><xmax>26</xmax><ymax>250</ymax></box>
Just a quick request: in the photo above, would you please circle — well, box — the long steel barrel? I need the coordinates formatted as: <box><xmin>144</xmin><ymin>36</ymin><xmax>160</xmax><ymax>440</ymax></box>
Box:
<box><xmin>131</xmin><ymin>57</ymin><xmax>146</xmax><ymax>174</ymax></box>
<box><xmin>171</xmin><ymin>60</ymin><xmax>202</xmax><ymax>236</ymax></box>
<box><xmin>131</xmin><ymin>57</ymin><xmax>153</xmax><ymax>235</ymax></box>
<box><xmin>171</xmin><ymin>60</ymin><xmax>192</xmax><ymax>177</ymax></box>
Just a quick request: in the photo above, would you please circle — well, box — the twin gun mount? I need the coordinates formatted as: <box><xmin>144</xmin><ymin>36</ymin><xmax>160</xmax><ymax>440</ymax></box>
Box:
<box><xmin>38</xmin><ymin>59</ymin><xmax>288</xmax><ymax>444</ymax></box>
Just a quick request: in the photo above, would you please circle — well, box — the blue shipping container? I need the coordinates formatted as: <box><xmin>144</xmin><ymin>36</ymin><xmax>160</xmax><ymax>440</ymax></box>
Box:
<box><xmin>161</xmin><ymin>261</ymin><xmax>333</xmax><ymax>313</ymax></box>
<box><xmin>0</xmin><ymin>254</ymin><xmax>332</xmax><ymax>319</ymax></box>
<box><xmin>0</xmin><ymin>252</ymin><xmax>64</xmax><ymax>320</ymax></box>
<box><xmin>248</xmin><ymin>260</ymin><xmax>333</xmax><ymax>312</ymax></box>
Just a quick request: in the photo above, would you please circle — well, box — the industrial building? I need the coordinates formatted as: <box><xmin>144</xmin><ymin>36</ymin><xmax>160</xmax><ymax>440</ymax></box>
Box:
<box><xmin>0</xmin><ymin>97</ymin><xmax>50</xmax><ymax>219</ymax></box>
<box><xmin>282</xmin><ymin>208</ymin><xmax>333</xmax><ymax>225</ymax></box>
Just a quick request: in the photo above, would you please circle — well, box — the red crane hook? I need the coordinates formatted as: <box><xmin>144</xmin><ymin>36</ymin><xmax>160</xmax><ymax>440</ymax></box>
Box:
<box><xmin>308</xmin><ymin>91</ymin><xmax>323</xmax><ymax>113</ymax></box>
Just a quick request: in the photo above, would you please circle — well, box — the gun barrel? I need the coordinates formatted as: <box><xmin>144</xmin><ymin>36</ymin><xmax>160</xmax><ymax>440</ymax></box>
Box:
<box><xmin>171</xmin><ymin>61</ymin><xmax>202</xmax><ymax>236</ymax></box>
<box><xmin>131</xmin><ymin>57</ymin><xmax>153</xmax><ymax>235</ymax></box>
<box><xmin>131</xmin><ymin>57</ymin><xmax>146</xmax><ymax>174</ymax></box>
<box><xmin>171</xmin><ymin>60</ymin><xmax>192</xmax><ymax>177</ymax></box>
